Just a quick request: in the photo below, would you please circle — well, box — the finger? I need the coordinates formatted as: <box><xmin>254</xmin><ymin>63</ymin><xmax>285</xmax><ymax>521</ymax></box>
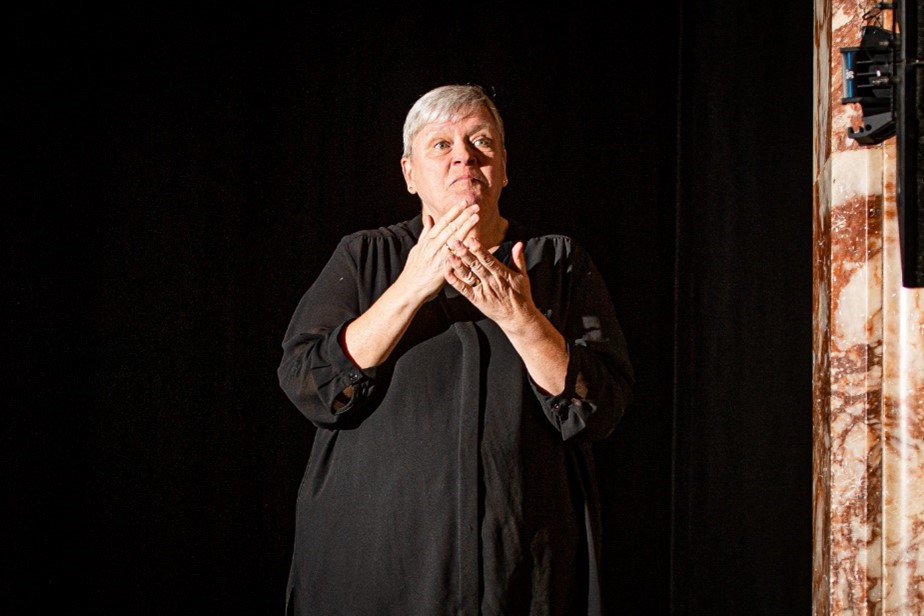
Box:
<box><xmin>444</xmin><ymin>245</ymin><xmax>478</xmax><ymax>280</ymax></box>
<box><xmin>445</xmin><ymin>248</ymin><xmax>477</xmax><ymax>284</ymax></box>
<box><xmin>511</xmin><ymin>241</ymin><xmax>526</xmax><ymax>273</ymax></box>
<box><xmin>444</xmin><ymin>266</ymin><xmax>481</xmax><ymax>292</ymax></box>
<box><xmin>426</xmin><ymin>202</ymin><xmax>466</xmax><ymax>239</ymax></box>
<box><xmin>434</xmin><ymin>203</ymin><xmax>477</xmax><ymax>242</ymax></box>
<box><xmin>446</xmin><ymin>236</ymin><xmax>468</xmax><ymax>257</ymax></box>
<box><xmin>438</xmin><ymin>201</ymin><xmax>472</xmax><ymax>228</ymax></box>
<box><xmin>450</xmin><ymin>206</ymin><xmax>480</xmax><ymax>242</ymax></box>
<box><xmin>447</xmin><ymin>240</ymin><xmax>486</xmax><ymax>283</ymax></box>
<box><xmin>463</xmin><ymin>236</ymin><xmax>486</xmax><ymax>256</ymax></box>
<box><xmin>459</xmin><ymin>266</ymin><xmax>480</xmax><ymax>286</ymax></box>
<box><xmin>460</xmin><ymin>238</ymin><xmax>496</xmax><ymax>279</ymax></box>
<box><xmin>444</xmin><ymin>266</ymin><xmax>468</xmax><ymax>291</ymax></box>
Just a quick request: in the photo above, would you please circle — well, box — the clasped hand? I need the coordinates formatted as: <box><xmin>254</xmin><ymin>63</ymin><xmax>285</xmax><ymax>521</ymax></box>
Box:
<box><xmin>402</xmin><ymin>201</ymin><xmax>537</xmax><ymax>330</ymax></box>
<box><xmin>445</xmin><ymin>235</ymin><xmax>535</xmax><ymax>329</ymax></box>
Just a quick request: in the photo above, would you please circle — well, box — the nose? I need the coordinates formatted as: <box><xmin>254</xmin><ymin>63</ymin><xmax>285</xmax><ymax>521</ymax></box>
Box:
<box><xmin>450</xmin><ymin>140</ymin><xmax>477</xmax><ymax>165</ymax></box>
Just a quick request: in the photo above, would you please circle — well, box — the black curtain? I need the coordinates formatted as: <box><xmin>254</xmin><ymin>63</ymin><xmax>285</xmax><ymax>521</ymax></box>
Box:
<box><xmin>673</xmin><ymin>2</ymin><xmax>814</xmax><ymax>612</ymax></box>
<box><xmin>8</xmin><ymin>3</ymin><xmax>811</xmax><ymax>614</ymax></box>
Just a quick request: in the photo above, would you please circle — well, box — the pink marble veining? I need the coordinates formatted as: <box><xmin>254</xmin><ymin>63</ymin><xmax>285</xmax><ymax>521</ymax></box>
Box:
<box><xmin>879</xmin><ymin>134</ymin><xmax>924</xmax><ymax>614</ymax></box>
<box><xmin>813</xmin><ymin>4</ymin><xmax>834</xmax><ymax>609</ymax></box>
<box><xmin>814</xmin><ymin>0</ymin><xmax>924</xmax><ymax>614</ymax></box>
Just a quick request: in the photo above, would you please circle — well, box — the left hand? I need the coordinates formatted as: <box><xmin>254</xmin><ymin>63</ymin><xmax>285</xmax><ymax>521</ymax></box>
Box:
<box><xmin>446</xmin><ymin>236</ymin><xmax>568</xmax><ymax>395</ymax></box>
<box><xmin>445</xmin><ymin>237</ymin><xmax>537</xmax><ymax>328</ymax></box>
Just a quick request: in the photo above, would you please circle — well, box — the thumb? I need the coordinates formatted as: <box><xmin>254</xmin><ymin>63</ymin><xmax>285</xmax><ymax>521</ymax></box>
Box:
<box><xmin>511</xmin><ymin>241</ymin><xmax>527</xmax><ymax>274</ymax></box>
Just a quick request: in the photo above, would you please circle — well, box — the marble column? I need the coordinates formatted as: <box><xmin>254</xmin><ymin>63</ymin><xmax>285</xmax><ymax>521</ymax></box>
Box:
<box><xmin>813</xmin><ymin>0</ymin><xmax>924</xmax><ymax>614</ymax></box>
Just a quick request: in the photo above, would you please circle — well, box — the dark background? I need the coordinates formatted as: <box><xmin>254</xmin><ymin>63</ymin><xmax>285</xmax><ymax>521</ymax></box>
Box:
<box><xmin>8</xmin><ymin>3</ymin><xmax>813</xmax><ymax>614</ymax></box>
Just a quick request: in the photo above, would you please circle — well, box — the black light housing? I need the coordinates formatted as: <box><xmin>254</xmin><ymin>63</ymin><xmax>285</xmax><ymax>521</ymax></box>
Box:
<box><xmin>839</xmin><ymin>2</ymin><xmax>924</xmax><ymax>288</ymax></box>
<box><xmin>840</xmin><ymin>25</ymin><xmax>896</xmax><ymax>145</ymax></box>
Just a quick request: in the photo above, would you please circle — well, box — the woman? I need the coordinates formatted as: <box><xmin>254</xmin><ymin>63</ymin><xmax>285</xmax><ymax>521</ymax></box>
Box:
<box><xmin>278</xmin><ymin>84</ymin><xmax>634</xmax><ymax>615</ymax></box>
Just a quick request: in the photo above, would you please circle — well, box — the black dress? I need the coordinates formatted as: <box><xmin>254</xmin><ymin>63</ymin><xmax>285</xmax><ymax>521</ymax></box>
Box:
<box><xmin>278</xmin><ymin>215</ymin><xmax>633</xmax><ymax>616</ymax></box>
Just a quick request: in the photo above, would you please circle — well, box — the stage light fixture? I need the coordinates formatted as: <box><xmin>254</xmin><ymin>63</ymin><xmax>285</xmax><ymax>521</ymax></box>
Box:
<box><xmin>839</xmin><ymin>1</ymin><xmax>924</xmax><ymax>288</ymax></box>
<box><xmin>840</xmin><ymin>24</ymin><xmax>896</xmax><ymax>145</ymax></box>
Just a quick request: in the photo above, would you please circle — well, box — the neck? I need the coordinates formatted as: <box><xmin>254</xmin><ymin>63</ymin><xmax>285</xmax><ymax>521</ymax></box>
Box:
<box><xmin>470</xmin><ymin>211</ymin><xmax>508</xmax><ymax>252</ymax></box>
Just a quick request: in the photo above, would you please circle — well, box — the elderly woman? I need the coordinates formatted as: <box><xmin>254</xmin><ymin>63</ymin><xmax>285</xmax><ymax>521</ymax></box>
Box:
<box><xmin>278</xmin><ymin>84</ymin><xmax>634</xmax><ymax>615</ymax></box>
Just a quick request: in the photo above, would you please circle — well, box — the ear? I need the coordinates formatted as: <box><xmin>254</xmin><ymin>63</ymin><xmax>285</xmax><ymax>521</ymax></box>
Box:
<box><xmin>401</xmin><ymin>157</ymin><xmax>416</xmax><ymax>194</ymax></box>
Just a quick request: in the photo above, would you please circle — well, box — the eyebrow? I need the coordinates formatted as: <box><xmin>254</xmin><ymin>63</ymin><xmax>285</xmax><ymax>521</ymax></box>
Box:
<box><xmin>421</xmin><ymin>121</ymin><xmax>494</xmax><ymax>140</ymax></box>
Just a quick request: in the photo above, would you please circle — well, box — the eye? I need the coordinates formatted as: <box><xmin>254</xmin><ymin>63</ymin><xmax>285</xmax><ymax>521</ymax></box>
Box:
<box><xmin>472</xmin><ymin>136</ymin><xmax>493</xmax><ymax>149</ymax></box>
<box><xmin>433</xmin><ymin>140</ymin><xmax>451</xmax><ymax>151</ymax></box>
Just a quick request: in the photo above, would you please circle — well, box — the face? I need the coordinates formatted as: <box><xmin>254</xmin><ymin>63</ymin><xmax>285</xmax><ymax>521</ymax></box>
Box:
<box><xmin>401</xmin><ymin>105</ymin><xmax>507</xmax><ymax>221</ymax></box>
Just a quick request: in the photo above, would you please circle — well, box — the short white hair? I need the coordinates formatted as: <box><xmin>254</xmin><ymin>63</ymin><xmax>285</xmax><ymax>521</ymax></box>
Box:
<box><xmin>402</xmin><ymin>84</ymin><xmax>505</xmax><ymax>158</ymax></box>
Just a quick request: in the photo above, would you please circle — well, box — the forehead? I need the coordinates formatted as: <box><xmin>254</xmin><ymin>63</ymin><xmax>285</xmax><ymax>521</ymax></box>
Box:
<box><xmin>415</xmin><ymin>107</ymin><xmax>499</xmax><ymax>140</ymax></box>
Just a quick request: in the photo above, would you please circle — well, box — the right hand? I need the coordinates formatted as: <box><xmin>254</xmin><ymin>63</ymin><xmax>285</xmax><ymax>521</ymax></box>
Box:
<box><xmin>399</xmin><ymin>202</ymin><xmax>480</xmax><ymax>302</ymax></box>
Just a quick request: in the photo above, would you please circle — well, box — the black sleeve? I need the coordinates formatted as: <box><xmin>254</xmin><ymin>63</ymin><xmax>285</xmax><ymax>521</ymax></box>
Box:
<box><xmin>528</xmin><ymin>238</ymin><xmax>635</xmax><ymax>441</ymax></box>
<box><xmin>276</xmin><ymin>237</ymin><xmax>380</xmax><ymax>428</ymax></box>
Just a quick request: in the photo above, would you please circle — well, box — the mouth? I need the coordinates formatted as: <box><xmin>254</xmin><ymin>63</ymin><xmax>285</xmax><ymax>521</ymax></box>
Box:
<box><xmin>450</xmin><ymin>176</ymin><xmax>484</xmax><ymax>187</ymax></box>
